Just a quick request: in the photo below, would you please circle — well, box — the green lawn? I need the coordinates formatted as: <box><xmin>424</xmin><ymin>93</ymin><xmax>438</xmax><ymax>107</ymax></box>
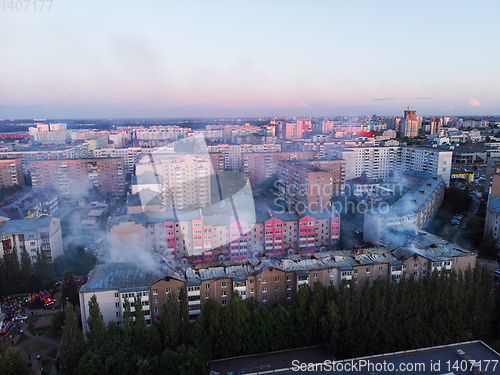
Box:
<box><xmin>46</xmin><ymin>347</ymin><xmax>58</xmax><ymax>359</ymax></box>
<box><xmin>15</xmin><ymin>333</ymin><xmax>30</xmax><ymax>346</ymax></box>
<box><xmin>23</xmin><ymin>340</ymin><xmax>49</xmax><ymax>354</ymax></box>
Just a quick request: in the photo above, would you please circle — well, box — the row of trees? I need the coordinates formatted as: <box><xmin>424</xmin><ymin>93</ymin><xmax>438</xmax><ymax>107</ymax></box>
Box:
<box><xmin>0</xmin><ymin>248</ymin><xmax>54</xmax><ymax>297</ymax></box>
<box><xmin>53</xmin><ymin>265</ymin><xmax>499</xmax><ymax>375</ymax></box>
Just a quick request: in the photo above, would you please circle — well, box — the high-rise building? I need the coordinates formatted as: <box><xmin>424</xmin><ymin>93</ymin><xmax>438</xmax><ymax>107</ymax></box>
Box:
<box><xmin>333</xmin><ymin>146</ymin><xmax>453</xmax><ymax>186</ymax></box>
<box><xmin>30</xmin><ymin>158</ymin><xmax>125</xmax><ymax>196</ymax></box>
<box><xmin>278</xmin><ymin>160</ymin><xmax>346</xmax><ymax>212</ymax></box>
<box><xmin>430</xmin><ymin>117</ymin><xmax>443</xmax><ymax>135</ymax></box>
<box><xmin>135</xmin><ymin>154</ymin><xmax>212</xmax><ymax>211</ymax></box>
<box><xmin>0</xmin><ymin>158</ymin><xmax>24</xmax><ymax>187</ymax></box>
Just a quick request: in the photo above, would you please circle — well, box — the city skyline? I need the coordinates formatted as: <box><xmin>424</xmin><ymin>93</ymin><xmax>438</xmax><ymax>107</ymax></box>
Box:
<box><xmin>1</xmin><ymin>1</ymin><xmax>500</xmax><ymax>118</ymax></box>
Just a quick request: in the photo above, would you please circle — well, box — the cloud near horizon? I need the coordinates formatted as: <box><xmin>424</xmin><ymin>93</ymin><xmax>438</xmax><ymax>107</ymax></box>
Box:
<box><xmin>468</xmin><ymin>99</ymin><xmax>481</xmax><ymax>106</ymax></box>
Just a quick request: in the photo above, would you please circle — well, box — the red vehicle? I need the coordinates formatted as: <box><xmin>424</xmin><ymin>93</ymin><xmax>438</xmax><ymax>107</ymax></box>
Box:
<box><xmin>38</xmin><ymin>290</ymin><xmax>55</xmax><ymax>306</ymax></box>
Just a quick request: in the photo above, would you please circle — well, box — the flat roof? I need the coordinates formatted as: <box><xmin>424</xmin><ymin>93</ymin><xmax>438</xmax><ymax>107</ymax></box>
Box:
<box><xmin>290</xmin><ymin>341</ymin><xmax>500</xmax><ymax>375</ymax></box>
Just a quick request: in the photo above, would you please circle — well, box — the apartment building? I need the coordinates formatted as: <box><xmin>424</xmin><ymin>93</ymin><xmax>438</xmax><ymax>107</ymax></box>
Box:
<box><xmin>80</xmin><ymin>262</ymin><xmax>165</xmax><ymax>333</ymax></box>
<box><xmin>0</xmin><ymin>191</ymin><xmax>58</xmax><ymax>220</ymax></box>
<box><xmin>80</xmin><ymin>233</ymin><xmax>476</xmax><ymax>326</ymax></box>
<box><xmin>332</xmin><ymin>146</ymin><xmax>453</xmax><ymax>186</ymax></box>
<box><xmin>402</xmin><ymin>146</ymin><xmax>453</xmax><ymax>187</ymax></box>
<box><xmin>92</xmin><ymin>147</ymin><xmax>142</xmax><ymax>173</ymax></box>
<box><xmin>0</xmin><ymin>216</ymin><xmax>63</xmax><ymax>263</ymax></box>
<box><xmin>135</xmin><ymin>153</ymin><xmax>212</xmax><ymax>211</ymax></box>
<box><xmin>241</xmin><ymin>151</ymin><xmax>317</xmax><ymax>188</ymax></box>
<box><xmin>207</xmin><ymin>143</ymin><xmax>282</xmax><ymax>171</ymax></box>
<box><xmin>277</xmin><ymin>160</ymin><xmax>345</xmax><ymax>212</ymax></box>
<box><xmin>0</xmin><ymin>143</ymin><xmax>90</xmax><ymax>174</ymax></box>
<box><xmin>134</xmin><ymin>126</ymin><xmax>190</xmax><ymax>140</ymax></box>
<box><xmin>109</xmin><ymin>198</ymin><xmax>341</xmax><ymax>263</ymax></box>
<box><xmin>0</xmin><ymin>158</ymin><xmax>24</xmax><ymax>187</ymax></box>
<box><xmin>363</xmin><ymin>173</ymin><xmax>445</xmax><ymax>244</ymax></box>
<box><xmin>30</xmin><ymin>158</ymin><xmax>125</xmax><ymax>196</ymax></box>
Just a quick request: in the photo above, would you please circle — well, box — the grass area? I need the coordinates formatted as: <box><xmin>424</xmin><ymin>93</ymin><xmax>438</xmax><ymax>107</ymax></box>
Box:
<box><xmin>27</xmin><ymin>315</ymin><xmax>50</xmax><ymax>336</ymax></box>
<box><xmin>46</xmin><ymin>347</ymin><xmax>58</xmax><ymax>359</ymax></box>
<box><xmin>0</xmin><ymin>337</ymin><xmax>10</xmax><ymax>354</ymax></box>
<box><xmin>27</xmin><ymin>316</ymin><xmax>40</xmax><ymax>334</ymax></box>
<box><xmin>42</xmin><ymin>355</ymin><xmax>54</xmax><ymax>371</ymax></box>
<box><xmin>15</xmin><ymin>333</ymin><xmax>30</xmax><ymax>346</ymax></box>
<box><xmin>23</xmin><ymin>340</ymin><xmax>49</xmax><ymax>354</ymax></box>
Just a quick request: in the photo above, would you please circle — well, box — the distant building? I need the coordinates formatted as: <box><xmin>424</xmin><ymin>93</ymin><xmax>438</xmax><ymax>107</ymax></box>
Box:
<box><xmin>30</xmin><ymin>158</ymin><xmax>125</xmax><ymax>196</ymax></box>
<box><xmin>0</xmin><ymin>158</ymin><xmax>24</xmax><ymax>187</ymax></box>
<box><xmin>0</xmin><ymin>216</ymin><xmax>63</xmax><ymax>263</ymax></box>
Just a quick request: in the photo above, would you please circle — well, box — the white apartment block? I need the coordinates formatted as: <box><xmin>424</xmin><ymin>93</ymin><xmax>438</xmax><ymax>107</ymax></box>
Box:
<box><xmin>80</xmin><ymin>263</ymin><xmax>162</xmax><ymax>334</ymax></box>
<box><xmin>93</xmin><ymin>147</ymin><xmax>142</xmax><ymax>173</ymax></box>
<box><xmin>135</xmin><ymin>154</ymin><xmax>212</xmax><ymax>210</ymax></box>
<box><xmin>332</xmin><ymin>146</ymin><xmax>453</xmax><ymax>186</ymax></box>
<box><xmin>0</xmin><ymin>216</ymin><xmax>63</xmax><ymax>263</ymax></box>
<box><xmin>207</xmin><ymin>143</ymin><xmax>281</xmax><ymax>171</ymax></box>
<box><xmin>0</xmin><ymin>143</ymin><xmax>90</xmax><ymax>174</ymax></box>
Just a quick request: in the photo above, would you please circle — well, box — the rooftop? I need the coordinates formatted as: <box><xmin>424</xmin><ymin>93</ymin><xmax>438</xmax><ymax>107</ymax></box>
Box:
<box><xmin>79</xmin><ymin>262</ymin><xmax>166</xmax><ymax>293</ymax></box>
<box><xmin>0</xmin><ymin>216</ymin><xmax>55</xmax><ymax>234</ymax></box>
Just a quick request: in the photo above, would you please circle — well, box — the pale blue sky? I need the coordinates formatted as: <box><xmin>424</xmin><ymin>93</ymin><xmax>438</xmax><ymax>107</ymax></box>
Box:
<box><xmin>1</xmin><ymin>0</ymin><xmax>499</xmax><ymax>118</ymax></box>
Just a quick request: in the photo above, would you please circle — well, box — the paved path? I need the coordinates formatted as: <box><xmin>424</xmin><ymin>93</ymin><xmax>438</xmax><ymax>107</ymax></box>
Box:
<box><xmin>6</xmin><ymin>316</ymin><xmax>60</xmax><ymax>375</ymax></box>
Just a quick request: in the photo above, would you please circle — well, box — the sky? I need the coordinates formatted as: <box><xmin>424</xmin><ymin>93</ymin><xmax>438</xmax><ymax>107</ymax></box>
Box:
<box><xmin>1</xmin><ymin>0</ymin><xmax>500</xmax><ymax>119</ymax></box>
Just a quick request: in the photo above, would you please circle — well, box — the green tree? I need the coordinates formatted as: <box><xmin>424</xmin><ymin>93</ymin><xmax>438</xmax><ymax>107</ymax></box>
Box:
<box><xmin>178</xmin><ymin>287</ymin><xmax>189</xmax><ymax>341</ymax></box>
<box><xmin>480</xmin><ymin>230</ymin><xmax>500</xmax><ymax>259</ymax></box>
<box><xmin>0</xmin><ymin>350</ymin><xmax>31</xmax><ymax>375</ymax></box>
<box><xmin>49</xmin><ymin>310</ymin><xmax>66</xmax><ymax>338</ymax></box>
<box><xmin>176</xmin><ymin>344</ymin><xmax>204</xmax><ymax>375</ymax></box>
<box><xmin>59</xmin><ymin>302</ymin><xmax>85</xmax><ymax>375</ymax></box>
<box><xmin>122</xmin><ymin>297</ymin><xmax>133</xmax><ymax>336</ymax></box>
<box><xmin>160</xmin><ymin>293</ymin><xmax>180</xmax><ymax>349</ymax></box>
<box><xmin>19</xmin><ymin>247</ymin><xmax>34</xmax><ymax>292</ymax></box>
<box><xmin>74</xmin><ymin>350</ymin><xmax>102</xmax><ymax>375</ymax></box>
<box><xmin>61</xmin><ymin>268</ymin><xmax>79</xmax><ymax>306</ymax></box>
<box><xmin>34</xmin><ymin>249</ymin><xmax>54</xmax><ymax>290</ymax></box>
<box><xmin>86</xmin><ymin>294</ymin><xmax>106</xmax><ymax>347</ymax></box>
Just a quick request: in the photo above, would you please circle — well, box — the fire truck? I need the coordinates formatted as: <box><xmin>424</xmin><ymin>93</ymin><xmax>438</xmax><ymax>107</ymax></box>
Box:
<box><xmin>38</xmin><ymin>290</ymin><xmax>55</xmax><ymax>306</ymax></box>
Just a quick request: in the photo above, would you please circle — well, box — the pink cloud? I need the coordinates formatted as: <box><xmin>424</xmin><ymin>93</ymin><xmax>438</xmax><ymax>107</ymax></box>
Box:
<box><xmin>468</xmin><ymin>99</ymin><xmax>481</xmax><ymax>106</ymax></box>
<box><xmin>297</xmin><ymin>102</ymin><xmax>309</xmax><ymax>107</ymax></box>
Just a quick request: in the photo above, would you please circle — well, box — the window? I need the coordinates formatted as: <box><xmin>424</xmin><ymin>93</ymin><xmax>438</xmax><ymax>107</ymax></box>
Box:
<box><xmin>287</xmin><ymin>293</ymin><xmax>291</xmax><ymax>299</ymax></box>
<box><xmin>286</xmin><ymin>276</ymin><xmax>291</xmax><ymax>281</ymax></box>
<box><xmin>222</xmin><ymin>300</ymin><xmax>227</xmax><ymax>306</ymax></box>
<box><xmin>116</xmin><ymin>312</ymin><xmax>120</xmax><ymax>317</ymax></box>
<box><xmin>221</xmin><ymin>282</ymin><xmax>227</xmax><ymax>288</ymax></box>
<box><xmin>250</xmin><ymin>288</ymin><xmax>254</xmax><ymax>294</ymax></box>
<box><xmin>221</xmin><ymin>291</ymin><xmax>227</xmax><ymax>297</ymax></box>
<box><xmin>250</xmin><ymin>279</ymin><xmax>254</xmax><ymax>284</ymax></box>
<box><xmin>115</xmin><ymin>302</ymin><xmax>119</xmax><ymax>308</ymax></box>
<box><xmin>413</xmin><ymin>272</ymin><xmax>417</xmax><ymax>276</ymax></box>
<box><xmin>414</xmin><ymin>263</ymin><xmax>418</xmax><ymax>268</ymax></box>
<box><xmin>275</xmin><ymin>277</ymin><xmax>280</xmax><ymax>282</ymax></box>
<box><xmin>275</xmin><ymin>295</ymin><xmax>280</xmax><ymax>300</ymax></box>
<box><xmin>153</xmin><ymin>299</ymin><xmax>159</xmax><ymax>304</ymax></box>
<box><xmin>330</xmin><ymin>272</ymin><xmax>334</xmax><ymax>277</ymax></box>
<box><xmin>177</xmin><ymin>287</ymin><xmax>182</xmax><ymax>292</ymax></box>
<box><xmin>313</xmin><ymin>273</ymin><xmax>318</xmax><ymax>278</ymax></box>
<box><xmin>354</xmin><ymin>278</ymin><xmax>358</xmax><ymax>283</ymax></box>
<box><xmin>354</xmin><ymin>269</ymin><xmax>358</xmax><ymax>274</ymax></box>
<box><xmin>205</xmin><ymin>293</ymin><xmax>210</xmax><ymax>299</ymax></box>
<box><xmin>366</xmin><ymin>276</ymin><xmax>370</xmax><ymax>281</ymax></box>
<box><xmin>262</xmin><ymin>296</ymin><xmax>267</xmax><ymax>302</ymax></box>
<box><xmin>153</xmin><ymin>289</ymin><xmax>158</xmax><ymax>295</ymax></box>
<box><xmin>205</xmin><ymin>284</ymin><xmax>210</xmax><ymax>290</ymax></box>
<box><xmin>114</xmin><ymin>293</ymin><xmax>119</xmax><ymax>298</ymax></box>
<box><xmin>287</xmin><ymin>284</ymin><xmax>291</xmax><ymax>290</ymax></box>
<box><xmin>263</xmin><ymin>278</ymin><xmax>267</xmax><ymax>283</ymax></box>
<box><xmin>154</xmin><ymin>308</ymin><xmax>159</xmax><ymax>313</ymax></box>
<box><xmin>275</xmin><ymin>286</ymin><xmax>280</xmax><ymax>291</ymax></box>
<box><xmin>165</xmin><ymin>288</ymin><xmax>171</xmax><ymax>294</ymax></box>
<box><xmin>379</xmin><ymin>267</ymin><xmax>383</xmax><ymax>272</ymax></box>
<box><xmin>366</xmin><ymin>268</ymin><xmax>370</xmax><ymax>273</ymax></box>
